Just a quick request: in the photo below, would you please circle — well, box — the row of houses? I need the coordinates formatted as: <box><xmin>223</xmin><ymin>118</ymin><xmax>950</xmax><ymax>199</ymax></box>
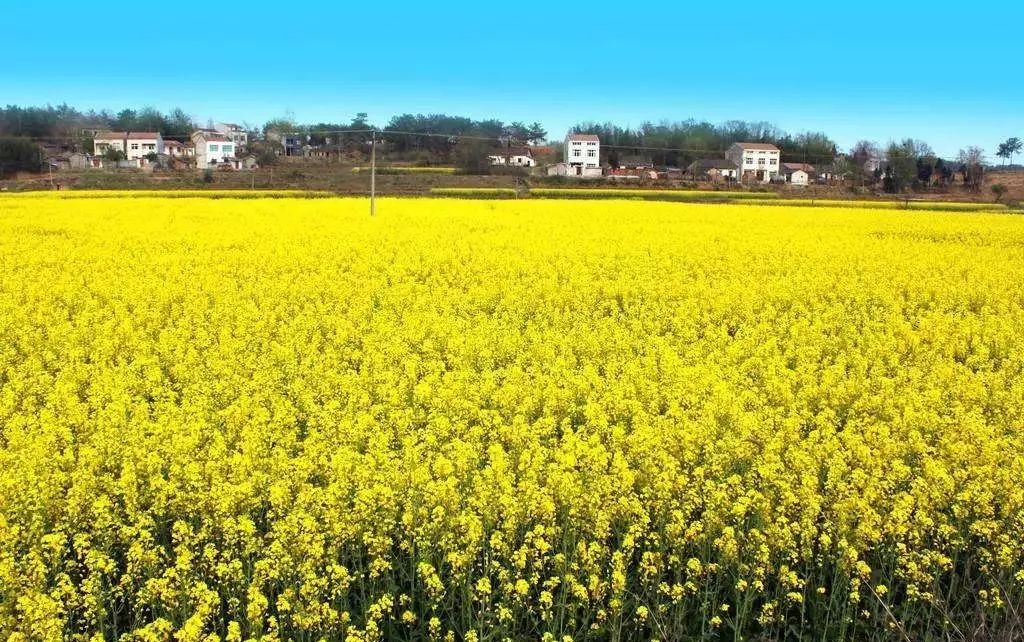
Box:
<box><xmin>44</xmin><ymin>123</ymin><xmax>256</xmax><ymax>171</ymax></box>
<box><xmin>480</xmin><ymin>135</ymin><xmax>817</xmax><ymax>185</ymax></box>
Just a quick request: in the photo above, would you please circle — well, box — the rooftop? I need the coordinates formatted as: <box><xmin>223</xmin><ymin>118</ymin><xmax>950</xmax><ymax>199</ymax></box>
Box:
<box><xmin>567</xmin><ymin>134</ymin><xmax>600</xmax><ymax>142</ymax></box>
<box><xmin>732</xmin><ymin>142</ymin><xmax>780</xmax><ymax>151</ymax></box>
<box><xmin>688</xmin><ymin>159</ymin><xmax>739</xmax><ymax>171</ymax></box>
<box><xmin>95</xmin><ymin>131</ymin><xmax>161</xmax><ymax>140</ymax></box>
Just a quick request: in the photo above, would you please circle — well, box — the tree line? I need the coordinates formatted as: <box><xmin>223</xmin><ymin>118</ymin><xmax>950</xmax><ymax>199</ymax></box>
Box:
<box><xmin>566</xmin><ymin>119</ymin><xmax>839</xmax><ymax>168</ymax></box>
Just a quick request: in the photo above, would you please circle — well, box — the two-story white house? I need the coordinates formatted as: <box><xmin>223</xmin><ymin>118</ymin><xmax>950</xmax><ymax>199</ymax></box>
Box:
<box><xmin>92</xmin><ymin>132</ymin><xmax>126</xmax><ymax>158</ymax></box>
<box><xmin>93</xmin><ymin>132</ymin><xmax>164</xmax><ymax>162</ymax></box>
<box><xmin>125</xmin><ymin>132</ymin><xmax>163</xmax><ymax>160</ymax></box>
<box><xmin>215</xmin><ymin>123</ymin><xmax>248</xmax><ymax>149</ymax></box>
<box><xmin>191</xmin><ymin>131</ymin><xmax>236</xmax><ymax>168</ymax></box>
<box><xmin>725</xmin><ymin>142</ymin><xmax>781</xmax><ymax>183</ymax></box>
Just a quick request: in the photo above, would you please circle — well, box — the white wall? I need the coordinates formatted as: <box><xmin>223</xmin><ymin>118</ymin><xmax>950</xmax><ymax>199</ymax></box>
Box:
<box><xmin>726</xmin><ymin>145</ymin><xmax>780</xmax><ymax>182</ymax></box>
<box><xmin>565</xmin><ymin>137</ymin><xmax>600</xmax><ymax>168</ymax></box>
<box><xmin>93</xmin><ymin>138</ymin><xmax>124</xmax><ymax>156</ymax></box>
<box><xmin>125</xmin><ymin>137</ymin><xmax>163</xmax><ymax>161</ymax></box>
<box><xmin>788</xmin><ymin>170</ymin><xmax>809</xmax><ymax>186</ymax></box>
<box><xmin>489</xmin><ymin>155</ymin><xmax>535</xmax><ymax>167</ymax></box>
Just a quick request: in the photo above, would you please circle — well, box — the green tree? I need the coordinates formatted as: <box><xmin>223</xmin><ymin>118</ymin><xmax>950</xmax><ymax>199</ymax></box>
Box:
<box><xmin>453</xmin><ymin>138</ymin><xmax>492</xmax><ymax>175</ymax></box>
<box><xmin>0</xmin><ymin>137</ymin><xmax>43</xmax><ymax>176</ymax></box>
<box><xmin>883</xmin><ymin>140</ymin><xmax>920</xmax><ymax>193</ymax></box>
<box><xmin>998</xmin><ymin>137</ymin><xmax>1022</xmax><ymax>166</ymax></box>
<box><xmin>102</xmin><ymin>147</ymin><xmax>126</xmax><ymax>162</ymax></box>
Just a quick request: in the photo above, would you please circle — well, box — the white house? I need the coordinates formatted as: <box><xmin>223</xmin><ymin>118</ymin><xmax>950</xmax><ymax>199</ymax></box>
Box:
<box><xmin>92</xmin><ymin>132</ymin><xmax>126</xmax><ymax>158</ymax></box>
<box><xmin>125</xmin><ymin>133</ymin><xmax>163</xmax><ymax>160</ymax></box>
<box><xmin>725</xmin><ymin>142</ymin><xmax>781</xmax><ymax>183</ymax></box>
<box><xmin>549</xmin><ymin>133</ymin><xmax>603</xmax><ymax>178</ymax></box>
<box><xmin>781</xmin><ymin>162</ymin><xmax>815</xmax><ymax>186</ymax></box>
<box><xmin>215</xmin><ymin>123</ymin><xmax>248</xmax><ymax>149</ymax></box>
<box><xmin>191</xmin><ymin>131</ymin><xmax>237</xmax><ymax>168</ymax></box>
<box><xmin>93</xmin><ymin>132</ymin><xmax>163</xmax><ymax>163</ymax></box>
<box><xmin>488</xmin><ymin>146</ymin><xmax>536</xmax><ymax>167</ymax></box>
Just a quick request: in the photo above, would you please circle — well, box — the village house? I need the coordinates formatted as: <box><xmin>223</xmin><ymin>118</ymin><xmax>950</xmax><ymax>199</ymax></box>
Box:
<box><xmin>92</xmin><ymin>132</ymin><xmax>125</xmax><ymax>158</ymax></box>
<box><xmin>488</xmin><ymin>146</ymin><xmax>536</xmax><ymax>167</ymax></box>
<box><xmin>725</xmin><ymin>142</ymin><xmax>781</xmax><ymax>183</ymax></box>
<box><xmin>191</xmin><ymin>131</ymin><xmax>237</xmax><ymax>169</ymax></box>
<box><xmin>227</xmin><ymin>155</ymin><xmax>259</xmax><ymax>171</ymax></box>
<box><xmin>215</xmin><ymin>123</ymin><xmax>248</xmax><ymax>149</ymax></box>
<box><xmin>549</xmin><ymin>134</ymin><xmax>602</xmax><ymax>178</ymax></box>
<box><xmin>687</xmin><ymin>159</ymin><xmax>739</xmax><ymax>183</ymax></box>
<box><xmin>163</xmin><ymin>140</ymin><xmax>195</xmax><ymax>158</ymax></box>
<box><xmin>92</xmin><ymin>132</ymin><xmax>164</xmax><ymax>165</ymax></box>
<box><xmin>46</xmin><ymin>152</ymin><xmax>91</xmax><ymax>171</ymax></box>
<box><xmin>781</xmin><ymin>162</ymin><xmax>816</xmax><ymax>186</ymax></box>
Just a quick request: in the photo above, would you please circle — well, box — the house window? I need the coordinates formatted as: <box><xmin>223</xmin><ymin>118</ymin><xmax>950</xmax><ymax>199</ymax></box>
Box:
<box><xmin>131</xmin><ymin>143</ymin><xmax>139</xmax><ymax>150</ymax></box>
<box><xmin>587</xmin><ymin>149</ymin><xmax>596</xmax><ymax>158</ymax></box>
<box><xmin>758</xmin><ymin>158</ymin><xmax>766</xmax><ymax>165</ymax></box>
<box><xmin>769</xmin><ymin>158</ymin><xmax>777</xmax><ymax>165</ymax></box>
<box><xmin>587</xmin><ymin>141</ymin><xmax>597</xmax><ymax>146</ymax></box>
<box><xmin>210</xmin><ymin>145</ymin><xmax>218</xmax><ymax>152</ymax></box>
<box><xmin>573</xmin><ymin>150</ymin><xmax>581</xmax><ymax>157</ymax></box>
<box><xmin>223</xmin><ymin>145</ymin><xmax>233</xmax><ymax>154</ymax></box>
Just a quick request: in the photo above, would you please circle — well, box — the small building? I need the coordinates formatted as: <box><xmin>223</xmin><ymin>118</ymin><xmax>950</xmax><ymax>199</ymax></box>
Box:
<box><xmin>488</xmin><ymin>146</ymin><xmax>536</xmax><ymax>167</ymax></box>
<box><xmin>227</xmin><ymin>155</ymin><xmax>259</xmax><ymax>171</ymax></box>
<box><xmin>45</xmin><ymin>152</ymin><xmax>91</xmax><ymax>170</ymax></box>
<box><xmin>726</xmin><ymin>142</ymin><xmax>781</xmax><ymax>183</ymax></box>
<box><xmin>191</xmin><ymin>131</ymin><xmax>237</xmax><ymax>169</ymax></box>
<box><xmin>781</xmin><ymin>162</ymin><xmax>816</xmax><ymax>186</ymax></box>
<box><xmin>687</xmin><ymin>159</ymin><xmax>739</xmax><ymax>182</ymax></box>
<box><xmin>215</xmin><ymin>123</ymin><xmax>249</xmax><ymax>149</ymax></box>
<box><xmin>163</xmin><ymin>140</ymin><xmax>195</xmax><ymax>158</ymax></box>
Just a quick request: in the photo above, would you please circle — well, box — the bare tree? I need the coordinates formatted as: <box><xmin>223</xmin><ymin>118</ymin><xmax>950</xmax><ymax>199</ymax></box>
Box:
<box><xmin>958</xmin><ymin>146</ymin><xmax>986</xmax><ymax>192</ymax></box>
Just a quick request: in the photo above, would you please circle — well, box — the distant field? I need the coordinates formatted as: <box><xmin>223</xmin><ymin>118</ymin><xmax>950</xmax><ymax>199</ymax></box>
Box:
<box><xmin>2</xmin><ymin>194</ymin><xmax>1023</xmax><ymax>642</ymax></box>
<box><xmin>352</xmin><ymin>166</ymin><xmax>457</xmax><ymax>174</ymax></box>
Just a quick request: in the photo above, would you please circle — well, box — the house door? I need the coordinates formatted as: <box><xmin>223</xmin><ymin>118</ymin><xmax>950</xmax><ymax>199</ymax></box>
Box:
<box><xmin>575</xmin><ymin>166</ymin><xmax>582</xmax><ymax>176</ymax></box>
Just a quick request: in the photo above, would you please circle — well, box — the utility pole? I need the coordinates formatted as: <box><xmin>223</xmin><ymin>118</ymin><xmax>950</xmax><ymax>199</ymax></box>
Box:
<box><xmin>370</xmin><ymin>131</ymin><xmax>377</xmax><ymax>216</ymax></box>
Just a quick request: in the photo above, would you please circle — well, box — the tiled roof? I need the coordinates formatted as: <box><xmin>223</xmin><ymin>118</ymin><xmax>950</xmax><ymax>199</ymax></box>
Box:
<box><xmin>688</xmin><ymin>159</ymin><xmax>738</xmax><ymax>171</ymax></box>
<box><xmin>567</xmin><ymin>134</ymin><xmax>600</xmax><ymax>142</ymax></box>
<box><xmin>732</xmin><ymin>142</ymin><xmax>780</xmax><ymax>151</ymax></box>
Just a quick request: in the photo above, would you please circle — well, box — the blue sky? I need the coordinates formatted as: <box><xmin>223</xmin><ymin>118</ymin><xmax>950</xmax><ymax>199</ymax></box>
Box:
<box><xmin>4</xmin><ymin>0</ymin><xmax>1022</xmax><ymax>159</ymax></box>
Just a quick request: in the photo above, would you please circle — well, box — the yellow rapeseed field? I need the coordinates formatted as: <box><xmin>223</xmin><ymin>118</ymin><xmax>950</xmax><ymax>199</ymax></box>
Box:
<box><xmin>1</xmin><ymin>194</ymin><xmax>1023</xmax><ymax>642</ymax></box>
